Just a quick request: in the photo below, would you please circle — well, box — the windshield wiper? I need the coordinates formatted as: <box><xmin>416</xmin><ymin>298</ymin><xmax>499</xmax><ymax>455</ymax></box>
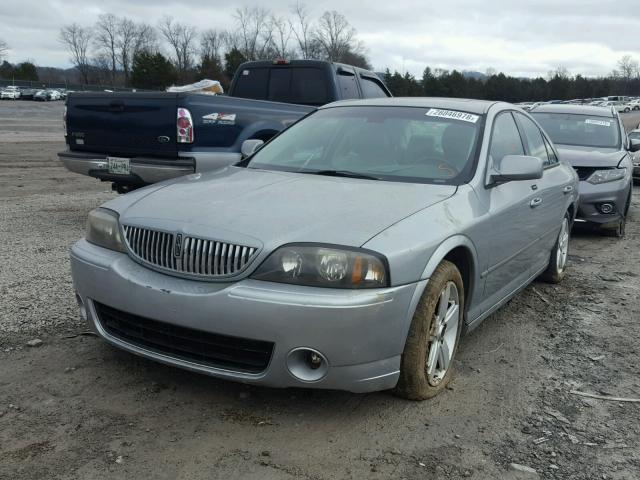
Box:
<box><xmin>307</xmin><ymin>169</ymin><xmax>381</xmax><ymax>180</ymax></box>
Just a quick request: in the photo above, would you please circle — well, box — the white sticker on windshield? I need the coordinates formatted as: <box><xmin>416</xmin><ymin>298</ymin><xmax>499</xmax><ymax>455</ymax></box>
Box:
<box><xmin>585</xmin><ymin>119</ymin><xmax>611</xmax><ymax>127</ymax></box>
<box><xmin>426</xmin><ymin>108</ymin><xmax>479</xmax><ymax>123</ymax></box>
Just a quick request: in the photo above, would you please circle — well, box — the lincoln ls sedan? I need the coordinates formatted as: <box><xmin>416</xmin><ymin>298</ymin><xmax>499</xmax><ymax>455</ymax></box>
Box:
<box><xmin>70</xmin><ymin>98</ymin><xmax>579</xmax><ymax>400</ymax></box>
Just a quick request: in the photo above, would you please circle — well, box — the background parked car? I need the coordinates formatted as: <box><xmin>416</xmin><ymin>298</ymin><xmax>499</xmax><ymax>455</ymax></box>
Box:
<box><xmin>532</xmin><ymin>104</ymin><xmax>636</xmax><ymax>236</ymax></box>
<box><xmin>34</xmin><ymin>89</ymin><xmax>62</xmax><ymax>101</ymax></box>
<box><xmin>628</xmin><ymin>128</ymin><xmax>640</xmax><ymax>183</ymax></box>
<box><xmin>601</xmin><ymin>101</ymin><xmax>630</xmax><ymax>113</ymax></box>
<box><xmin>18</xmin><ymin>87</ymin><xmax>36</xmax><ymax>100</ymax></box>
<box><xmin>1</xmin><ymin>86</ymin><xmax>21</xmax><ymax>100</ymax></box>
<box><xmin>627</xmin><ymin>99</ymin><xmax>640</xmax><ymax>111</ymax></box>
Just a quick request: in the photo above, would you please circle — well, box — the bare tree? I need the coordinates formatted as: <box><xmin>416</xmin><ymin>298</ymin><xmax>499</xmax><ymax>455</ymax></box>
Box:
<box><xmin>270</xmin><ymin>15</ymin><xmax>293</xmax><ymax>58</ymax></box>
<box><xmin>159</xmin><ymin>16</ymin><xmax>197</xmax><ymax>80</ymax></box>
<box><xmin>547</xmin><ymin>66</ymin><xmax>569</xmax><ymax>80</ymax></box>
<box><xmin>0</xmin><ymin>39</ymin><xmax>8</xmax><ymax>61</ymax></box>
<box><xmin>201</xmin><ymin>29</ymin><xmax>224</xmax><ymax>61</ymax></box>
<box><xmin>618</xmin><ymin>55</ymin><xmax>639</xmax><ymax>81</ymax></box>
<box><xmin>314</xmin><ymin>11</ymin><xmax>357</xmax><ymax>62</ymax></box>
<box><xmin>233</xmin><ymin>7</ymin><xmax>274</xmax><ymax>60</ymax></box>
<box><xmin>59</xmin><ymin>23</ymin><xmax>92</xmax><ymax>84</ymax></box>
<box><xmin>117</xmin><ymin>19</ymin><xmax>156</xmax><ymax>86</ymax></box>
<box><xmin>290</xmin><ymin>2</ymin><xmax>314</xmax><ymax>59</ymax></box>
<box><xmin>132</xmin><ymin>23</ymin><xmax>158</xmax><ymax>56</ymax></box>
<box><xmin>94</xmin><ymin>13</ymin><xmax>119</xmax><ymax>86</ymax></box>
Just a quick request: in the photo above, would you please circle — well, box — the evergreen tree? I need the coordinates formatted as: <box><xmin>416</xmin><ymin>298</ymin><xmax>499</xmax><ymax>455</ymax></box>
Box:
<box><xmin>131</xmin><ymin>51</ymin><xmax>177</xmax><ymax>90</ymax></box>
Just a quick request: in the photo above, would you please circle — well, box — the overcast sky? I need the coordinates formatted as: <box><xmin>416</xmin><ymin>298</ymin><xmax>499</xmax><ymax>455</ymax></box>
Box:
<box><xmin>1</xmin><ymin>0</ymin><xmax>638</xmax><ymax>78</ymax></box>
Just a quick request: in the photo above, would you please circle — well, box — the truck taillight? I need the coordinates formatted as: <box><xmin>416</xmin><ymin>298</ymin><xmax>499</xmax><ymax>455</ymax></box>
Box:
<box><xmin>63</xmin><ymin>105</ymin><xmax>67</xmax><ymax>135</ymax></box>
<box><xmin>177</xmin><ymin>108</ymin><xmax>193</xmax><ymax>143</ymax></box>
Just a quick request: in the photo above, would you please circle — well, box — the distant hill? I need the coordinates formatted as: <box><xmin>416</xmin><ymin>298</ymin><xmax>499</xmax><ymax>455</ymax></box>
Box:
<box><xmin>461</xmin><ymin>71</ymin><xmax>487</xmax><ymax>80</ymax></box>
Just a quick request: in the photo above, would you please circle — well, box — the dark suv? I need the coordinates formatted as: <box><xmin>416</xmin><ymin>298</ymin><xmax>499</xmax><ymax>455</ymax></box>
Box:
<box><xmin>531</xmin><ymin>104</ymin><xmax>638</xmax><ymax>236</ymax></box>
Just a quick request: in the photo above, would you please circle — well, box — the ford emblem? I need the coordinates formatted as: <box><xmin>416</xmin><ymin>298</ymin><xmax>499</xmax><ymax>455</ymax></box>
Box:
<box><xmin>157</xmin><ymin>135</ymin><xmax>170</xmax><ymax>143</ymax></box>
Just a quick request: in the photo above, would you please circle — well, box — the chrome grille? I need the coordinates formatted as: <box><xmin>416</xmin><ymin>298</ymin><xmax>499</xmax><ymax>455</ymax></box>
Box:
<box><xmin>122</xmin><ymin>225</ymin><xmax>258</xmax><ymax>278</ymax></box>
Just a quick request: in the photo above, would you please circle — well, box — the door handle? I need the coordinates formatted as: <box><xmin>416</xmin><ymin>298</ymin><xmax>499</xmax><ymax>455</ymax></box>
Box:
<box><xmin>563</xmin><ymin>185</ymin><xmax>574</xmax><ymax>194</ymax></box>
<box><xmin>530</xmin><ymin>197</ymin><xmax>543</xmax><ymax>208</ymax></box>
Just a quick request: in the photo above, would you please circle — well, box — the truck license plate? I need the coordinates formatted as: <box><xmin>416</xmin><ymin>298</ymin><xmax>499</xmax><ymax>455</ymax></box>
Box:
<box><xmin>107</xmin><ymin>157</ymin><xmax>131</xmax><ymax>175</ymax></box>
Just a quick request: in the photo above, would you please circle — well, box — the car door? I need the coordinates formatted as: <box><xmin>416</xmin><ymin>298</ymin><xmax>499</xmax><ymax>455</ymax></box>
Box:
<box><xmin>476</xmin><ymin>111</ymin><xmax>543</xmax><ymax>310</ymax></box>
<box><xmin>514</xmin><ymin>112</ymin><xmax>568</xmax><ymax>271</ymax></box>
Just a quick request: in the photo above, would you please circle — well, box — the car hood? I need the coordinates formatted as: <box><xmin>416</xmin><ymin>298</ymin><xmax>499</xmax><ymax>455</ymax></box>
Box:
<box><xmin>556</xmin><ymin>145</ymin><xmax>626</xmax><ymax>168</ymax></box>
<box><xmin>111</xmin><ymin>167</ymin><xmax>456</xmax><ymax>249</ymax></box>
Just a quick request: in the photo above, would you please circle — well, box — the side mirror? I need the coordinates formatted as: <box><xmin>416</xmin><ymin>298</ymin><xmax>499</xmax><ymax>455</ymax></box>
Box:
<box><xmin>490</xmin><ymin>155</ymin><xmax>543</xmax><ymax>183</ymax></box>
<box><xmin>241</xmin><ymin>139</ymin><xmax>264</xmax><ymax>158</ymax></box>
<box><xmin>629</xmin><ymin>138</ymin><xmax>640</xmax><ymax>152</ymax></box>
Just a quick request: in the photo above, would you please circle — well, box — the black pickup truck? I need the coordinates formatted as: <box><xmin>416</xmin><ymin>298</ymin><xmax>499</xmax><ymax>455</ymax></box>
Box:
<box><xmin>59</xmin><ymin>60</ymin><xmax>391</xmax><ymax>192</ymax></box>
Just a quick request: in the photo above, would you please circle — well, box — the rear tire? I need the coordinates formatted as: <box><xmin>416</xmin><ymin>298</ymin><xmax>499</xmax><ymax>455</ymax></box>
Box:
<box><xmin>541</xmin><ymin>212</ymin><xmax>571</xmax><ymax>283</ymax></box>
<box><xmin>395</xmin><ymin>260</ymin><xmax>464</xmax><ymax>400</ymax></box>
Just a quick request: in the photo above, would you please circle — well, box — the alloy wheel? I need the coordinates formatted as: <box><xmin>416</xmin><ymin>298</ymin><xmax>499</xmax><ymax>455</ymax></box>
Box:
<box><xmin>556</xmin><ymin>217</ymin><xmax>570</xmax><ymax>272</ymax></box>
<box><xmin>425</xmin><ymin>281</ymin><xmax>460</xmax><ymax>386</ymax></box>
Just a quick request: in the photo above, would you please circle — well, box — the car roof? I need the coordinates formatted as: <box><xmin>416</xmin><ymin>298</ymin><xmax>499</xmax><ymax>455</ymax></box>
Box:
<box><xmin>320</xmin><ymin>97</ymin><xmax>501</xmax><ymax>114</ymax></box>
<box><xmin>530</xmin><ymin>103</ymin><xmax>616</xmax><ymax>117</ymax></box>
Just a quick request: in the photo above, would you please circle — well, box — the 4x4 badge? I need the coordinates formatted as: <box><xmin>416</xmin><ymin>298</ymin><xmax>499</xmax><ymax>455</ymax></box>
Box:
<box><xmin>174</xmin><ymin>234</ymin><xmax>183</xmax><ymax>257</ymax></box>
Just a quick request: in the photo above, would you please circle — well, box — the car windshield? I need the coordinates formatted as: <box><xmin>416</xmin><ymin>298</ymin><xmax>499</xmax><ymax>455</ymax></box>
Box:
<box><xmin>531</xmin><ymin>113</ymin><xmax>620</xmax><ymax>149</ymax></box>
<box><xmin>246</xmin><ymin>106</ymin><xmax>483</xmax><ymax>184</ymax></box>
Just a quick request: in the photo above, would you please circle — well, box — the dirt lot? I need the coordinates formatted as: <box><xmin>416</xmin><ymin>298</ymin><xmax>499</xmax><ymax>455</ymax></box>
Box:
<box><xmin>1</xmin><ymin>101</ymin><xmax>639</xmax><ymax>479</ymax></box>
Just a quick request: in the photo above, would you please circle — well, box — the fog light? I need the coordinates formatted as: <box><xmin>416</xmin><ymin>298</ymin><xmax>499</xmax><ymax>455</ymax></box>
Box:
<box><xmin>75</xmin><ymin>293</ymin><xmax>87</xmax><ymax>321</ymax></box>
<box><xmin>286</xmin><ymin>348</ymin><xmax>329</xmax><ymax>382</ymax></box>
<box><xmin>598</xmin><ymin>203</ymin><xmax>614</xmax><ymax>214</ymax></box>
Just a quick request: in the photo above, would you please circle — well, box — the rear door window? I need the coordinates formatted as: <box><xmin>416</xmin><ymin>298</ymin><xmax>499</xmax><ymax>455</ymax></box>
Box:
<box><xmin>337</xmin><ymin>72</ymin><xmax>360</xmax><ymax>99</ymax></box>
<box><xmin>360</xmin><ymin>76</ymin><xmax>389</xmax><ymax>98</ymax></box>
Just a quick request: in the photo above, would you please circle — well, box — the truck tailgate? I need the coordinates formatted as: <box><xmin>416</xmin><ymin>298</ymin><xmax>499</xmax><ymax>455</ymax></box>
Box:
<box><xmin>66</xmin><ymin>92</ymin><xmax>179</xmax><ymax>158</ymax></box>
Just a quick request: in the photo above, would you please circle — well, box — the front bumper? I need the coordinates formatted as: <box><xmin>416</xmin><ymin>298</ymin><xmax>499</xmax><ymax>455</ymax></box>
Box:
<box><xmin>58</xmin><ymin>150</ymin><xmax>195</xmax><ymax>185</ymax></box>
<box><xmin>70</xmin><ymin>240</ymin><xmax>422</xmax><ymax>393</ymax></box>
<box><xmin>575</xmin><ymin>178</ymin><xmax>630</xmax><ymax>225</ymax></box>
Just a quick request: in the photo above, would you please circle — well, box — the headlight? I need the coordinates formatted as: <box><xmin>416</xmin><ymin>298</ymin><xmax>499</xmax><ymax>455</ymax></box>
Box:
<box><xmin>252</xmin><ymin>244</ymin><xmax>389</xmax><ymax>289</ymax></box>
<box><xmin>86</xmin><ymin>208</ymin><xmax>126</xmax><ymax>252</ymax></box>
<box><xmin>586</xmin><ymin>168</ymin><xmax>627</xmax><ymax>184</ymax></box>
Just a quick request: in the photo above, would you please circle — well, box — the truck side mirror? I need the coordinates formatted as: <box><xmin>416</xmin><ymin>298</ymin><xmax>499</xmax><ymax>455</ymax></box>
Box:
<box><xmin>241</xmin><ymin>139</ymin><xmax>264</xmax><ymax>158</ymax></box>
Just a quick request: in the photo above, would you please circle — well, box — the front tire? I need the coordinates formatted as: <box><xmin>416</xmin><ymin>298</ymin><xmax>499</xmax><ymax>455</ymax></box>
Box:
<box><xmin>541</xmin><ymin>212</ymin><xmax>570</xmax><ymax>283</ymax></box>
<box><xmin>603</xmin><ymin>189</ymin><xmax>631</xmax><ymax>238</ymax></box>
<box><xmin>395</xmin><ymin>260</ymin><xmax>464</xmax><ymax>400</ymax></box>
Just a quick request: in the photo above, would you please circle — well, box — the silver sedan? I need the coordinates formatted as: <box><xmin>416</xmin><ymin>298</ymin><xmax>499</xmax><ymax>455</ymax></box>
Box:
<box><xmin>70</xmin><ymin>98</ymin><xmax>579</xmax><ymax>400</ymax></box>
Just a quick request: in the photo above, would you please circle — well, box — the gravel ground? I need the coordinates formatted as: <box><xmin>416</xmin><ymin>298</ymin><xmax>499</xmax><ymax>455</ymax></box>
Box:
<box><xmin>1</xmin><ymin>101</ymin><xmax>639</xmax><ymax>480</ymax></box>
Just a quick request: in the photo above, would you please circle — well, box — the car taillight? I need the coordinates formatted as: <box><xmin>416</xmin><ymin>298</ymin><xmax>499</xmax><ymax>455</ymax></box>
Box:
<box><xmin>177</xmin><ymin>108</ymin><xmax>193</xmax><ymax>143</ymax></box>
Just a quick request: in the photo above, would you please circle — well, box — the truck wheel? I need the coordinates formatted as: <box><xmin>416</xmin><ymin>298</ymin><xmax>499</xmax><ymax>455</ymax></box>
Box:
<box><xmin>395</xmin><ymin>260</ymin><xmax>464</xmax><ymax>400</ymax></box>
<box><xmin>541</xmin><ymin>213</ymin><xmax>570</xmax><ymax>283</ymax></box>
